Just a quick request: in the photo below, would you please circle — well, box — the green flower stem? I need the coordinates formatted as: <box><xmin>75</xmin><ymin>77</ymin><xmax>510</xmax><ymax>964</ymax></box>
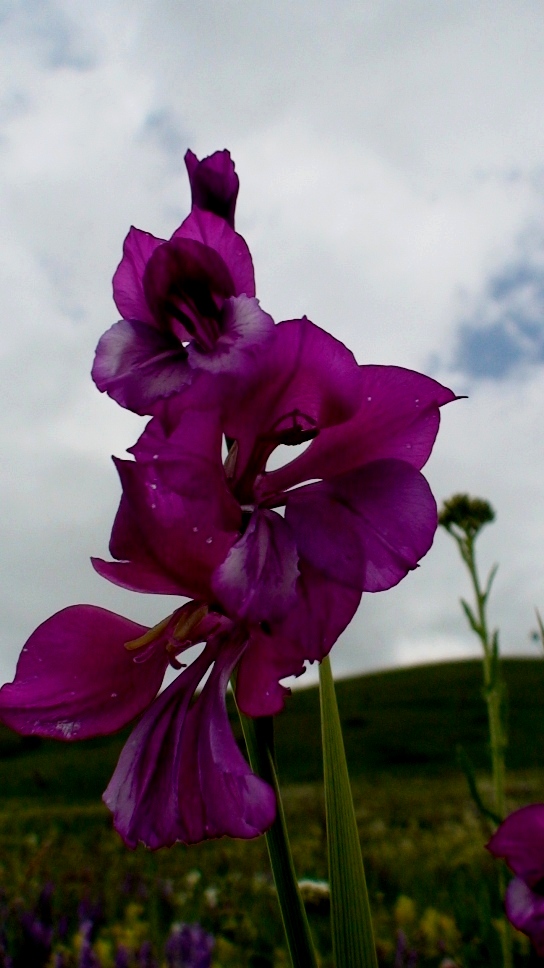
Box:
<box><xmin>236</xmin><ymin>707</ymin><xmax>319</xmax><ymax>968</ymax></box>
<box><xmin>459</xmin><ymin>535</ymin><xmax>506</xmax><ymax>821</ymax></box>
<box><xmin>450</xmin><ymin>531</ymin><xmax>512</xmax><ymax>968</ymax></box>
<box><xmin>319</xmin><ymin>655</ymin><xmax>378</xmax><ymax>968</ymax></box>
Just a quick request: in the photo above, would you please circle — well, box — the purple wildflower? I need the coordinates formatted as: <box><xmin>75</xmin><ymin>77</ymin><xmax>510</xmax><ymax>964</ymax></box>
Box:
<box><xmin>487</xmin><ymin>804</ymin><xmax>544</xmax><ymax>953</ymax></box>
<box><xmin>137</xmin><ymin>941</ymin><xmax>159</xmax><ymax>968</ymax></box>
<box><xmin>0</xmin><ymin>146</ymin><xmax>456</xmax><ymax>852</ymax></box>
<box><xmin>165</xmin><ymin>923</ymin><xmax>214</xmax><ymax>968</ymax></box>
<box><xmin>114</xmin><ymin>946</ymin><xmax>130</xmax><ymax>968</ymax></box>
<box><xmin>77</xmin><ymin>920</ymin><xmax>100</xmax><ymax>968</ymax></box>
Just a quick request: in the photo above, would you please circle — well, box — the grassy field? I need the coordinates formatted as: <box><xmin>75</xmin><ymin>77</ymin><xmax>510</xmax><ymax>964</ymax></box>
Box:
<box><xmin>1</xmin><ymin>658</ymin><xmax>543</xmax><ymax>966</ymax></box>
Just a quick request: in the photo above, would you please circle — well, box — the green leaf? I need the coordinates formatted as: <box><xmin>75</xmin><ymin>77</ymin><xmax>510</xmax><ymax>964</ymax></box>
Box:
<box><xmin>483</xmin><ymin>563</ymin><xmax>499</xmax><ymax>603</ymax></box>
<box><xmin>456</xmin><ymin>744</ymin><xmax>501</xmax><ymax>826</ymax></box>
<box><xmin>319</xmin><ymin>655</ymin><xmax>378</xmax><ymax>968</ymax></box>
<box><xmin>235</xmin><ymin>708</ymin><xmax>318</xmax><ymax>968</ymax></box>
<box><xmin>460</xmin><ymin>598</ymin><xmax>482</xmax><ymax>636</ymax></box>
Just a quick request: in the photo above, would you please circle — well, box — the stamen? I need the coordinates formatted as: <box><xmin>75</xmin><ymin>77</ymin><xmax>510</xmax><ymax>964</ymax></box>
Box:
<box><xmin>173</xmin><ymin>602</ymin><xmax>209</xmax><ymax>642</ymax></box>
<box><xmin>124</xmin><ymin>612</ymin><xmax>175</xmax><ymax>651</ymax></box>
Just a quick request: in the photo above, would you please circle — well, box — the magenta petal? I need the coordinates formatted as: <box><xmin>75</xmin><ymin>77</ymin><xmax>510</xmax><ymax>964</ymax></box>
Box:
<box><xmin>226</xmin><ymin>317</ymin><xmax>361</xmax><ymax>488</ymax></box>
<box><xmin>185</xmin><ymin>149</ymin><xmax>239</xmax><ymax>227</ymax></box>
<box><xmin>173</xmin><ymin>209</ymin><xmax>255</xmax><ymax>298</ymax></box>
<box><xmin>91</xmin><ymin>556</ymin><xmax>185</xmax><ymax>596</ymax></box>
<box><xmin>487</xmin><ymin>804</ymin><xmax>544</xmax><ymax>887</ymax></box>
<box><xmin>262</xmin><ymin>366</ymin><xmax>456</xmax><ymax>499</ymax></box>
<box><xmin>505</xmin><ymin>878</ymin><xmax>544</xmax><ymax>955</ymax></box>
<box><xmin>236</xmin><ymin>560</ymin><xmax>361</xmax><ymax>717</ymax></box>
<box><xmin>100</xmin><ymin>409</ymin><xmax>241</xmax><ymax>599</ymax></box>
<box><xmin>186</xmin><ymin>295</ymin><xmax>274</xmax><ymax>376</ymax></box>
<box><xmin>212</xmin><ymin>509</ymin><xmax>299</xmax><ymax>624</ymax></box>
<box><xmin>286</xmin><ymin>459</ymin><xmax>437</xmax><ymax>592</ymax></box>
<box><xmin>112</xmin><ymin>226</ymin><xmax>164</xmax><ymax>324</ymax></box>
<box><xmin>0</xmin><ymin>606</ymin><xmax>167</xmax><ymax>739</ymax></box>
<box><xmin>91</xmin><ymin>319</ymin><xmax>191</xmax><ymax>415</ymax></box>
<box><xmin>104</xmin><ymin>638</ymin><xmax>276</xmax><ymax>848</ymax></box>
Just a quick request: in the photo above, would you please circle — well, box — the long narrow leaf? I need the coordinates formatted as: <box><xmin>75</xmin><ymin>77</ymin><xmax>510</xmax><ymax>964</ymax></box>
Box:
<box><xmin>319</xmin><ymin>655</ymin><xmax>378</xmax><ymax>968</ymax></box>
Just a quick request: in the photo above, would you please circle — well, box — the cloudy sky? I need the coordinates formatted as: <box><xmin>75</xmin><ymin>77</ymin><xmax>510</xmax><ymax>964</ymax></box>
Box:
<box><xmin>2</xmin><ymin>0</ymin><xmax>544</xmax><ymax>688</ymax></box>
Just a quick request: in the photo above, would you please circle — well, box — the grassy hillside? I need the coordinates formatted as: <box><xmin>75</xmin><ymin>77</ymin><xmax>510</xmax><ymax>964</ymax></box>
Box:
<box><xmin>1</xmin><ymin>657</ymin><xmax>543</xmax><ymax>802</ymax></box>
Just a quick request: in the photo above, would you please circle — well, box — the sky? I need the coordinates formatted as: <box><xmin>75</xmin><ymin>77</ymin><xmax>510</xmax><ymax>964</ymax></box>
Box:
<box><xmin>1</xmin><ymin>0</ymin><xmax>544</xmax><ymax>688</ymax></box>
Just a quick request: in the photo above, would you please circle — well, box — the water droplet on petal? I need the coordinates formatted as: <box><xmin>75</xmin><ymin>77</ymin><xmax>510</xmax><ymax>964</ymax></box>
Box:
<box><xmin>152</xmin><ymin>454</ymin><xmax>159</xmax><ymax>460</ymax></box>
<box><xmin>406</xmin><ymin>443</ymin><xmax>412</xmax><ymax>450</ymax></box>
<box><xmin>192</xmin><ymin>526</ymin><xmax>199</xmax><ymax>533</ymax></box>
<box><xmin>150</xmin><ymin>483</ymin><xmax>157</xmax><ymax>490</ymax></box>
<box><xmin>367</xmin><ymin>396</ymin><xmax>372</xmax><ymax>402</ymax></box>
<box><xmin>415</xmin><ymin>398</ymin><xmax>420</xmax><ymax>406</ymax></box>
<box><xmin>205</xmin><ymin>537</ymin><xmax>213</xmax><ymax>544</ymax></box>
<box><xmin>111</xmin><ymin>692</ymin><xmax>118</xmax><ymax>699</ymax></box>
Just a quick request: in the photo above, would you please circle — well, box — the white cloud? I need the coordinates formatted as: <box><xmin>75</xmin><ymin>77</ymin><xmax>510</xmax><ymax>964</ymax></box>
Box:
<box><xmin>1</xmin><ymin>0</ymin><xmax>544</xmax><ymax>691</ymax></box>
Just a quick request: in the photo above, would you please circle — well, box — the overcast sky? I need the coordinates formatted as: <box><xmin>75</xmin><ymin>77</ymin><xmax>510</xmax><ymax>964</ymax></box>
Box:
<box><xmin>2</xmin><ymin>0</ymin><xmax>544</xmax><ymax>688</ymax></box>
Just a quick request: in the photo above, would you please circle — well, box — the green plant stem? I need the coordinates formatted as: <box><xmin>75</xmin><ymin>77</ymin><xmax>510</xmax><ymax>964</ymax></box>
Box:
<box><xmin>319</xmin><ymin>655</ymin><xmax>378</xmax><ymax>968</ymax></box>
<box><xmin>235</xmin><ymin>708</ymin><xmax>319</xmax><ymax>968</ymax></box>
<box><xmin>460</xmin><ymin>536</ymin><xmax>506</xmax><ymax>820</ymax></box>
<box><xmin>455</xmin><ymin>533</ymin><xmax>512</xmax><ymax>968</ymax></box>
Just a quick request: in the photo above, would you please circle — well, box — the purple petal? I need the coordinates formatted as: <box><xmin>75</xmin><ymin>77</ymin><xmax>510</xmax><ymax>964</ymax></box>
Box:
<box><xmin>225</xmin><ymin>317</ymin><xmax>361</xmax><ymax>492</ymax></box>
<box><xmin>236</xmin><ymin>559</ymin><xmax>361</xmax><ymax>717</ymax></box>
<box><xmin>98</xmin><ymin>410</ymin><xmax>241</xmax><ymax>599</ymax></box>
<box><xmin>185</xmin><ymin>148</ymin><xmax>239</xmax><ymax>227</ymax></box>
<box><xmin>143</xmin><ymin>236</ymin><xmax>234</xmax><ymax>342</ymax></box>
<box><xmin>505</xmin><ymin>878</ymin><xmax>544</xmax><ymax>955</ymax></box>
<box><xmin>173</xmin><ymin>209</ymin><xmax>255</xmax><ymax>298</ymax></box>
<box><xmin>0</xmin><ymin>606</ymin><xmax>167</xmax><ymax>739</ymax></box>
<box><xmin>104</xmin><ymin>637</ymin><xmax>276</xmax><ymax>848</ymax></box>
<box><xmin>91</xmin><ymin>319</ymin><xmax>191</xmax><ymax>415</ymax></box>
<box><xmin>186</xmin><ymin>295</ymin><xmax>274</xmax><ymax>375</ymax></box>
<box><xmin>212</xmin><ymin>509</ymin><xmax>299</xmax><ymax>623</ymax></box>
<box><xmin>487</xmin><ymin>804</ymin><xmax>544</xmax><ymax>887</ymax></box>
<box><xmin>261</xmin><ymin>366</ymin><xmax>457</xmax><ymax>499</ymax></box>
<box><xmin>286</xmin><ymin>459</ymin><xmax>437</xmax><ymax>592</ymax></box>
<box><xmin>112</xmin><ymin>226</ymin><xmax>164</xmax><ymax>324</ymax></box>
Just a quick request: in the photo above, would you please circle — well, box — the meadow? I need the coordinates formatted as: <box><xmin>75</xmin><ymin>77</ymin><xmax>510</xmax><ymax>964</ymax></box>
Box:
<box><xmin>1</xmin><ymin>658</ymin><xmax>544</xmax><ymax>967</ymax></box>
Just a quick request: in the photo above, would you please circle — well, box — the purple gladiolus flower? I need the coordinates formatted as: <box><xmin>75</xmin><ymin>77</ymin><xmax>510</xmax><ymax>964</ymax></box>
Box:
<box><xmin>487</xmin><ymin>804</ymin><xmax>544</xmax><ymax>953</ymax></box>
<box><xmin>92</xmin><ymin>150</ymin><xmax>272</xmax><ymax>415</ymax></box>
<box><xmin>0</xmin><ymin>144</ymin><xmax>457</xmax><ymax>854</ymax></box>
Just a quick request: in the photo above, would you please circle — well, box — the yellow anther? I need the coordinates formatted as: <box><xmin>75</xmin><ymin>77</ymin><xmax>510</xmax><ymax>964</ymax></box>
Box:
<box><xmin>173</xmin><ymin>603</ymin><xmax>209</xmax><ymax>643</ymax></box>
<box><xmin>124</xmin><ymin>612</ymin><xmax>175</xmax><ymax>651</ymax></box>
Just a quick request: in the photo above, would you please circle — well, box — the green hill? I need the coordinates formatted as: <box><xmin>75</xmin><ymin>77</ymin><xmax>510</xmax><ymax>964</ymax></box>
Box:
<box><xmin>1</xmin><ymin>658</ymin><xmax>543</xmax><ymax>802</ymax></box>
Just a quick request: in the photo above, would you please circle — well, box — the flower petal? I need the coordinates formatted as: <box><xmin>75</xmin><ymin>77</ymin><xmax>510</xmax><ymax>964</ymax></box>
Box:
<box><xmin>185</xmin><ymin>148</ymin><xmax>239</xmax><ymax>227</ymax></box>
<box><xmin>487</xmin><ymin>804</ymin><xmax>544</xmax><ymax>887</ymax></box>
<box><xmin>104</xmin><ymin>637</ymin><xmax>276</xmax><ymax>848</ymax></box>
<box><xmin>286</xmin><ymin>459</ymin><xmax>437</xmax><ymax>592</ymax></box>
<box><xmin>212</xmin><ymin>509</ymin><xmax>299</xmax><ymax>624</ymax></box>
<box><xmin>225</xmin><ymin>317</ymin><xmax>361</xmax><ymax>492</ymax></box>
<box><xmin>187</xmin><ymin>295</ymin><xmax>274</xmax><ymax>375</ymax></box>
<box><xmin>0</xmin><ymin>606</ymin><xmax>168</xmax><ymax>739</ymax></box>
<box><xmin>173</xmin><ymin>208</ymin><xmax>255</xmax><ymax>298</ymax></box>
<box><xmin>261</xmin><ymin>366</ymin><xmax>457</xmax><ymax>499</ymax></box>
<box><xmin>112</xmin><ymin>226</ymin><xmax>164</xmax><ymax>324</ymax></box>
<box><xmin>96</xmin><ymin>408</ymin><xmax>241</xmax><ymax>598</ymax></box>
<box><xmin>505</xmin><ymin>878</ymin><xmax>544</xmax><ymax>955</ymax></box>
<box><xmin>236</xmin><ymin>559</ymin><xmax>361</xmax><ymax>717</ymax></box>
<box><xmin>91</xmin><ymin>318</ymin><xmax>191</xmax><ymax>415</ymax></box>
